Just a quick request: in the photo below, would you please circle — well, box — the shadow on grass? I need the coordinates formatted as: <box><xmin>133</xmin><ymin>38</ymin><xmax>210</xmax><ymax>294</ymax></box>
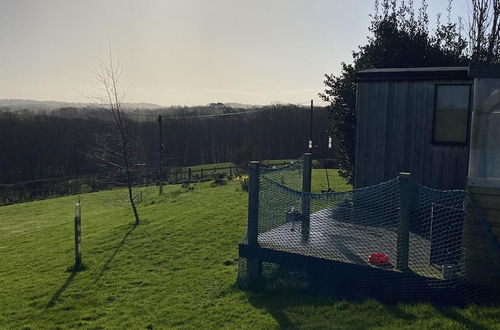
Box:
<box><xmin>246</xmin><ymin>291</ymin><xmax>315</xmax><ymax>329</ymax></box>
<box><xmin>382</xmin><ymin>304</ymin><xmax>417</xmax><ymax>322</ymax></box>
<box><xmin>46</xmin><ymin>271</ymin><xmax>78</xmax><ymax>308</ymax></box>
<box><xmin>94</xmin><ymin>224</ymin><xmax>137</xmax><ymax>283</ymax></box>
<box><xmin>246</xmin><ymin>290</ymin><xmax>490</xmax><ymax>329</ymax></box>
<box><xmin>436</xmin><ymin>306</ymin><xmax>489</xmax><ymax>330</ymax></box>
<box><xmin>245</xmin><ymin>291</ymin><xmax>408</xmax><ymax>329</ymax></box>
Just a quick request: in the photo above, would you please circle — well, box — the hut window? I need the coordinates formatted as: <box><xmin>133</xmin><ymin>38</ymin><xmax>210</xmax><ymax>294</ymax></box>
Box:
<box><xmin>433</xmin><ymin>84</ymin><xmax>471</xmax><ymax>144</ymax></box>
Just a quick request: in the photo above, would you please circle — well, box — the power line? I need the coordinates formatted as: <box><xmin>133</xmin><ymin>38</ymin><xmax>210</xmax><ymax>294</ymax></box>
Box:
<box><xmin>125</xmin><ymin>103</ymin><xmax>327</xmax><ymax>122</ymax></box>
<box><xmin>164</xmin><ymin>109</ymin><xmax>263</xmax><ymax>119</ymax></box>
<box><xmin>127</xmin><ymin>109</ymin><xmax>263</xmax><ymax>121</ymax></box>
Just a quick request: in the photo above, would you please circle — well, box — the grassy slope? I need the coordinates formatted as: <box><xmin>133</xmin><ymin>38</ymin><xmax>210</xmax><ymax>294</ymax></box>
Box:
<box><xmin>169</xmin><ymin>160</ymin><xmax>295</xmax><ymax>181</ymax></box>
<box><xmin>0</xmin><ymin>170</ymin><xmax>498</xmax><ymax>329</ymax></box>
<box><xmin>178</xmin><ymin>160</ymin><xmax>295</xmax><ymax>171</ymax></box>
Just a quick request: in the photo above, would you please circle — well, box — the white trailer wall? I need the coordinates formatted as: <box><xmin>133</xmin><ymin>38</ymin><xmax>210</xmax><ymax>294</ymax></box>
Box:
<box><xmin>468</xmin><ymin>78</ymin><xmax>500</xmax><ymax>188</ymax></box>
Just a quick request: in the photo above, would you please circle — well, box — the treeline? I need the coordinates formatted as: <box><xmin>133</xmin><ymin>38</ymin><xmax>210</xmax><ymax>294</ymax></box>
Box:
<box><xmin>0</xmin><ymin>104</ymin><xmax>331</xmax><ymax>184</ymax></box>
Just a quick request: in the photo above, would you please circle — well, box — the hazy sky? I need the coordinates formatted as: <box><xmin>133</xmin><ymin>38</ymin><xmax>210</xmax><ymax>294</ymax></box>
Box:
<box><xmin>0</xmin><ymin>0</ymin><xmax>470</xmax><ymax>106</ymax></box>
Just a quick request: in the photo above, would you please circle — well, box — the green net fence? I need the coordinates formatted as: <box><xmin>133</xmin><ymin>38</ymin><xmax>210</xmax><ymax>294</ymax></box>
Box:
<box><xmin>238</xmin><ymin>156</ymin><xmax>500</xmax><ymax>305</ymax></box>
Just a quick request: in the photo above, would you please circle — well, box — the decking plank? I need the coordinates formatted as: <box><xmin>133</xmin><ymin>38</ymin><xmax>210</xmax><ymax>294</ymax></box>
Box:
<box><xmin>257</xmin><ymin>209</ymin><xmax>443</xmax><ymax>279</ymax></box>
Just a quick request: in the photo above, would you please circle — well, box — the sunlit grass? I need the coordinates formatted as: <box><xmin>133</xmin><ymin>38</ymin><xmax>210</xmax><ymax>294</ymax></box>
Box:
<box><xmin>0</xmin><ymin>170</ymin><xmax>498</xmax><ymax>329</ymax></box>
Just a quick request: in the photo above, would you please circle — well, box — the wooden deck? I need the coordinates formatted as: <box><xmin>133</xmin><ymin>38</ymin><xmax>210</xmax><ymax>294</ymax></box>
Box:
<box><xmin>256</xmin><ymin>209</ymin><xmax>443</xmax><ymax>280</ymax></box>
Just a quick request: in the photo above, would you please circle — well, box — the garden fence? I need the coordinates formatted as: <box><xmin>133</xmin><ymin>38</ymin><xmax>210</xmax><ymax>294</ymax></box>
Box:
<box><xmin>238</xmin><ymin>154</ymin><xmax>500</xmax><ymax>305</ymax></box>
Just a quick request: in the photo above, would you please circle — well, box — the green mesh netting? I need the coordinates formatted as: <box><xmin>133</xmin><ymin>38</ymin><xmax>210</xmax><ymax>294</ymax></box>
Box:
<box><xmin>238</xmin><ymin>157</ymin><xmax>500</xmax><ymax>305</ymax></box>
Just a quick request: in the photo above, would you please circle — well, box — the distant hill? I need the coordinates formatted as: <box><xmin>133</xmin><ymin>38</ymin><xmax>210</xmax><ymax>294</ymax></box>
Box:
<box><xmin>0</xmin><ymin>99</ymin><xmax>269</xmax><ymax>114</ymax></box>
<box><xmin>0</xmin><ymin>99</ymin><xmax>268</xmax><ymax>113</ymax></box>
<box><xmin>0</xmin><ymin>99</ymin><xmax>164</xmax><ymax>112</ymax></box>
<box><xmin>224</xmin><ymin>102</ymin><xmax>263</xmax><ymax>109</ymax></box>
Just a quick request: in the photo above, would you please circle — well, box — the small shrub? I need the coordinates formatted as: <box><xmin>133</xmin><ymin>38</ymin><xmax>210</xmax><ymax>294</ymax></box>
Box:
<box><xmin>241</xmin><ymin>176</ymin><xmax>249</xmax><ymax>191</ymax></box>
<box><xmin>214</xmin><ymin>172</ymin><xmax>225</xmax><ymax>185</ymax></box>
<box><xmin>181</xmin><ymin>182</ymin><xmax>195</xmax><ymax>191</ymax></box>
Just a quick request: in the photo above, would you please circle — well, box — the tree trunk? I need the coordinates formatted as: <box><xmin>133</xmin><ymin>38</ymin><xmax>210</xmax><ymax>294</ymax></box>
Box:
<box><xmin>127</xmin><ymin>182</ymin><xmax>140</xmax><ymax>226</ymax></box>
<box><xmin>122</xmin><ymin>135</ymin><xmax>140</xmax><ymax>226</ymax></box>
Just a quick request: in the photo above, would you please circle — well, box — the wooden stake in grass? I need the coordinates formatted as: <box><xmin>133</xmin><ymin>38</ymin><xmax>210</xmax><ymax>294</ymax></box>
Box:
<box><xmin>74</xmin><ymin>200</ymin><xmax>82</xmax><ymax>270</ymax></box>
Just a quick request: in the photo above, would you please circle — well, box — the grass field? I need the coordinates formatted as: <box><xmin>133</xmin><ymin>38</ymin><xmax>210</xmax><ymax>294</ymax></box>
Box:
<box><xmin>0</xmin><ymin>169</ymin><xmax>499</xmax><ymax>329</ymax></box>
<box><xmin>174</xmin><ymin>160</ymin><xmax>297</xmax><ymax>177</ymax></box>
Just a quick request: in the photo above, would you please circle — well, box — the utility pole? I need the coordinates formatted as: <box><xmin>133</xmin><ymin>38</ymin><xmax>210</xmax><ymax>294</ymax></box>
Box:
<box><xmin>308</xmin><ymin>99</ymin><xmax>313</xmax><ymax>151</ymax></box>
<box><xmin>158</xmin><ymin>115</ymin><xmax>165</xmax><ymax>195</ymax></box>
<box><xmin>325</xmin><ymin>134</ymin><xmax>332</xmax><ymax>190</ymax></box>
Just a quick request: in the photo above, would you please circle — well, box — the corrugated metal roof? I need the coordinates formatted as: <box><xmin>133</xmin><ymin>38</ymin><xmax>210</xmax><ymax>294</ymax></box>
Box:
<box><xmin>356</xmin><ymin>66</ymin><xmax>469</xmax><ymax>82</ymax></box>
<box><xmin>356</xmin><ymin>63</ymin><xmax>500</xmax><ymax>81</ymax></box>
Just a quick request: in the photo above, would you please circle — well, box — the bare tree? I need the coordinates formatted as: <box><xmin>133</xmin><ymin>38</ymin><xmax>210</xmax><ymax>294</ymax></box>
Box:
<box><xmin>93</xmin><ymin>50</ymin><xmax>140</xmax><ymax>225</ymax></box>
<box><xmin>469</xmin><ymin>0</ymin><xmax>500</xmax><ymax>62</ymax></box>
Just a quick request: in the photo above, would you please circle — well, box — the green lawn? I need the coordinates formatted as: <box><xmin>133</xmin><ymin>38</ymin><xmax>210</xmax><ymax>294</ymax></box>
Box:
<box><xmin>182</xmin><ymin>162</ymin><xmax>235</xmax><ymax>171</ymax></box>
<box><xmin>170</xmin><ymin>160</ymin><xmax>297</xmax><ymax>181</ymax></box>
<box><xmin>0</xmin><ymin>170</ymin><xmax>498</xmax><ymax>329</ymax></box>
<box><xmin>179</xmin><ymin>160</ymin><xmax>295</xmax><ymax>172</ymax></box>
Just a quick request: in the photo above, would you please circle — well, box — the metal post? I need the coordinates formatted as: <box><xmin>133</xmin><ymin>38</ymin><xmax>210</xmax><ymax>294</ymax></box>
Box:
<box><xmin>188</xmin><ymin>168</ymin><xmax>192</xmax><ymax>183</ymax></box>
<box><xmin>200</xmin><ymin>168</ymin><xmax>204</xmax><ymax>181</ymax></box>
<box><xmin>247</xmin><ymin>161</ymin><xmax>262</xmax><ymax>286</ymax></box>
<box><xmin>158</xmin><ymin>115</ymin><xmax>164</xmax><ymax>195</ymax></box>
<box><xmin>301</xmin><ymin>153</ymin><xmax>312</xmax><ymax>242</ymax></box>
<box><xmin>397</xmin><ymin>172</ymin><xmax>411</xmax><ymax>271</ymax></box>
<box><xmin>74</xmin><ymin>201</ymin><xmax>82</xmax><ymax>270</ymax></box>
<box><xmin>229</xmin><ymin>165</ymin><xmax>232</xmax><ymax>177</ymax></box>
<box><xmin>308</xmin><ymin>99</ymin><xmax>313</xmax><ymax>151</ymax></box>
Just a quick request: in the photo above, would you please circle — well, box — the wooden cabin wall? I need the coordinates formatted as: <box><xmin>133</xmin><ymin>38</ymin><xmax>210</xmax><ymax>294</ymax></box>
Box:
<box><xmin>354</xmin><ymin>79</ymin><xmax>471</xmax><ymax>190</ymax></box>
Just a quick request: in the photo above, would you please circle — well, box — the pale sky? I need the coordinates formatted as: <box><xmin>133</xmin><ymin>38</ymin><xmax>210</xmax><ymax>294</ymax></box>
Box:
<box><xmin>0</xmin><ymin>0</ymin><xmax>470</xmax><ymax>106</ymax></box>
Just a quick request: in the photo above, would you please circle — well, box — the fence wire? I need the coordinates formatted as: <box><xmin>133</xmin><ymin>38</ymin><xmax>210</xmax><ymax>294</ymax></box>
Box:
<box><xmin>238</xmin><ymin>158</ymin><xmax>500</xmax><ymax>305</ymax></box>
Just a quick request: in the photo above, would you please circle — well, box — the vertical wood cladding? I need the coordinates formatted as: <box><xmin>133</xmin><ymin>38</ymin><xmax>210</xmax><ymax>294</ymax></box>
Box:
<box><xmin>354</xmin><ymin>79</ymin><xmax>471</xmax><ymax>190</ymax></box>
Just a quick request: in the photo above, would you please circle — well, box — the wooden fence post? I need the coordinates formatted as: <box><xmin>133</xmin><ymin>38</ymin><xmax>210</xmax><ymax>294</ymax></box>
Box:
<box><xmin>201</xmin><ymin>168</ymin><xmax>204</xmax><ymax>181</ymax></box>
<box><xmin>247</xmin><ymin>161</ymin><xmax>262</xmax><ymax>286</ymax></box>
<box><xmin>188</xmin><ymin>168</ymin><xmax>192</xmax><ymax>183</ymax></box>
<box><xmin>74</xmin><ymin>201</ymin><xmax>82</xmax><ymax>270</ymax></box>
<box><xmin>397</xmin><ymin>172</ymin><xmax>411</xmax><ymax>271</ymax></box>
<box><xmin>301</xmin><ymin>153</ymin><xmax>312</xmax><ymax>242</ymax></box>
<box><xmin>159</xmin><ymin>167</ymin><xmax>164</xmax><ymax>195</ymax></box>
<box><xmin>229</xmin><ymin>165</ymin><xmax>232</xmax><ymax>177</ymax></box>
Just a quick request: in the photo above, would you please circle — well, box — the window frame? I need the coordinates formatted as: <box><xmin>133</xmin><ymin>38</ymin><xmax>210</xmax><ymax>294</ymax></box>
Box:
<box><xmin>431</xmin><ymin>83</ymin><xmax>473</xmax><ymax>146</ymax></box>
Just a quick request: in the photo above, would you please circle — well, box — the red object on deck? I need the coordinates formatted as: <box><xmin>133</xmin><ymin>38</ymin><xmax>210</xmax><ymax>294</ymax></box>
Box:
<box><xmin>368</xmin><ymin>253</ymin><xmax>389</xmax><ymax>265</ymax></box>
